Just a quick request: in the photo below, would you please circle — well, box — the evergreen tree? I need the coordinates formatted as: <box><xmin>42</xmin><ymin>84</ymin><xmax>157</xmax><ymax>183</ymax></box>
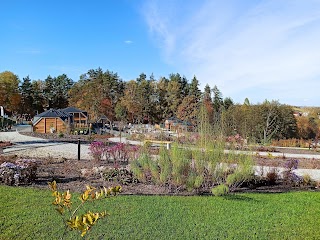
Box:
<box><xmin>223</xmin><ymin>97</ymin><xmax>234</xmax><ymax>110</ymax></box>
<box><xmin>31</xmin><ymin>80</ymin><xmax>45</xmax><ymax>115</ymax></box>
<box><xmin>212</xmin><ymin>85</ymin><xmax>223</xmax><ymax>112</ymax></box>
<box><xmin>189</xmin><ymin>75</ymin><xmax>201</xmax><ymax>100</ymax></box>
<box><xmin>203</xmin><ymin>84</ymin><xmax>212</xmax><ymax>101</ymax></box>
<box><xmin>20</xmin><ymin>76</ymin><xmax>34</xmax><ymax>115</ymax></box>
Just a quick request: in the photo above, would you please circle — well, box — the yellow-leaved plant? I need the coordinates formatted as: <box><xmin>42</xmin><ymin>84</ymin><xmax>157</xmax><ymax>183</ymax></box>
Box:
<box><xmin>48</xmin><ymin>181</ymin><xmax>121</xmax><ymax>238</ymax></box>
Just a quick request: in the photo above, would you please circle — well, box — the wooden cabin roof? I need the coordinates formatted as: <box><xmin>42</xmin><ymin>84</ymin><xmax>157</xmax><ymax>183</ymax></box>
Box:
<box><xmin>61</xmin><ymin>107</ymin><xmax>87</xmax><ymax>115</ymax></box>
<box><xmin>35</xmin><ymin>109</ymin><xmax>71</xmax><ymax>118</ymax></box>
<box><xmin>32</xmin><ymin>109</ymin><xmax>72</xmax><ymax>125</ymax></box>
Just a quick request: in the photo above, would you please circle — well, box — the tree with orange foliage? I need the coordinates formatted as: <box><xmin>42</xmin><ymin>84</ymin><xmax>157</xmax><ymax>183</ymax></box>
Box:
<box><xmin>0</xmin><ymin>71</ymin><xmax>21</xmax><ymax>113</ymax></box>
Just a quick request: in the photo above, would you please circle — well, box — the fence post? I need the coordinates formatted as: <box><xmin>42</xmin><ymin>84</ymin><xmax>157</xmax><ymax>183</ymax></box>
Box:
<box><xmin>78</xmin><ymin>138</ymin><xmax>81</xmax><ymax>160</ymax></box>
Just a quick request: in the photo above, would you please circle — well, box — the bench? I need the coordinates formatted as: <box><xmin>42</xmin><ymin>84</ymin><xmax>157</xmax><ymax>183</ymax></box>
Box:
<box><xmin>143</xmin><ymin>140</ymin><xmax>172</xmax><ymax>150</ymax></box>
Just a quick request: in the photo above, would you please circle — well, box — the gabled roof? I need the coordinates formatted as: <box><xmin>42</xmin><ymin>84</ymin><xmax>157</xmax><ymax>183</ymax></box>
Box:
<box><xmin>35</xmin><ymin>109</ymin><xmax>72</xmax><ymax>118</ymax></box>
<box><xmin>33</xmin><ymin>109</ymin><xmax>72</xmax><ymax>125</ymax></box>
<box><xmin>60</xmin><ymin>107</ymin><xmax>86</xmax><ymax>113</ymax></box>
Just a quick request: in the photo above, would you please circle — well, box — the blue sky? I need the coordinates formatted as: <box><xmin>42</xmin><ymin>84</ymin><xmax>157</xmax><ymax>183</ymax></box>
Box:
<box><xmin>1</xmin><ymin>1</ymin><xmax>320</xmax><ymax>106</ymax></box>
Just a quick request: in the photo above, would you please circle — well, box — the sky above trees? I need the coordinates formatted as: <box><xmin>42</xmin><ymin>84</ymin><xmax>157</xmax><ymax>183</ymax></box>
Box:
<box><xmin>1</xmin><ymin>0</ymin><xmax>320</xmax><ymax>106</ymax></box>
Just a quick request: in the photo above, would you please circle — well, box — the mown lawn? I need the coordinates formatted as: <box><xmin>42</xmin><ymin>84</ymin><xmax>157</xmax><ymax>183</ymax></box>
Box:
<box><xmin>1</xmin><ymin>185</ymin><xmax>320</xmax><ymax>239</ymax></box>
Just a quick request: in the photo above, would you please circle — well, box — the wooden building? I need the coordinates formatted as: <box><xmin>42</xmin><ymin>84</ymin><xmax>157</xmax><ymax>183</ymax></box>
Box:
<box><xmin>165</xmin><ymin>117</ymin><xmax>194</xmax><ymax>132</ymax></box>
<box><xmin>32</xmin><ymin>109</ymin><xmax>72</xmax><ymax>133</ymax></box>
<box><xmin>61</xmin><ymin>107</ymin><xmax>88</xmax><ymax>128</ymax></box>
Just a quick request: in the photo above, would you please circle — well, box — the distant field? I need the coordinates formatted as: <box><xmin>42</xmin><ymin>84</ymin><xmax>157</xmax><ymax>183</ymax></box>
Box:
<box><xmin>1</xmin><ymin>186</ymin><xmax>320</xmax><ymax>239</ymax></box>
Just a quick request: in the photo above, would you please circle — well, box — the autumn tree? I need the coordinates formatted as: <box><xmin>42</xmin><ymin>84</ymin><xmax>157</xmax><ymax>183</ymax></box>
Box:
<box><xmin>202</xmin><ymin>84</ymin><xmax>214</xmax><ymax>124</ymax></box>
<box><xmin>177</xmin><ymin>95</ymin><xmax>200</xmax><ymax>125</ymax></box>
<box><xmin>69</xmin><ymin>68</ymin><xmax>124</xmax><ymax>122</ymax></box>
<box><xmin>296</xmin><ymin>116</ymin><xmax>318</xmax><ymax>139</ymax></box>
<box><xmin>0</xmin><ymin>71</ymin><xmax>21</xmax><ymax>113</ymax></box>
<box><xmin>120</xmin><ymin>80</ymin><xmax>142</xmax><ymax>123</ymax></box>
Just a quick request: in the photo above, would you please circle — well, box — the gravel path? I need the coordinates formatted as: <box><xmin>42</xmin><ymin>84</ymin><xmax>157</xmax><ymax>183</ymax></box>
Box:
<box><xmin>1</xmin><ymin>132</ymin><xmax>91</xmax><ymax>160</ymax></box>
<box><xmin>0</xmin><ymin>133</ymin><xmax>140</xmax><ymax>160</ymax></box>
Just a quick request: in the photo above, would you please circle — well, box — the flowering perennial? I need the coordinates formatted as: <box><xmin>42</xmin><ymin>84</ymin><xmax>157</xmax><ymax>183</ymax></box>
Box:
<box><xmin>0</xmin><ymin>159</ymin><xmax>37</xmax><ymax>185</ymax></box>
<box><xmin>89</xmin><ymin>141</ymin><xmax>140</xmax><ymax>166</ymax></box>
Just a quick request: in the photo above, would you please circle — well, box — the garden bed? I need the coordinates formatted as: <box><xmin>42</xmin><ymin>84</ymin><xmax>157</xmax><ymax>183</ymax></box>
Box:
<box><xmin>2</xmin><ymin>133</ymin><xmax>320</xmax><ymax>194</ymax></box>
<box><xmin>0</xmin><ymin>153</ymin><xmax>318</xmax><ymax>195</ymax></box>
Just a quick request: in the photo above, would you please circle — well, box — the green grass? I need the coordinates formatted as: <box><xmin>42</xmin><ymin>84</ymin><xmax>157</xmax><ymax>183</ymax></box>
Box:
<box><xmin>1</xmin><ymin>186</ymin><xmax>320</xmax><ymax>239</ymax></box>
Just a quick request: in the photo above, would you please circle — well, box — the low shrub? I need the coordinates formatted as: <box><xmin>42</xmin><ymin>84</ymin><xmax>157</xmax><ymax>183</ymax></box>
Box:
<box><xmin>266</xmin><ymin>168</ymin><xmax>279</xmax><ymax>185</ymax></box>
<box><xmin>103</xmin><ymin>168</ymin><xmax>138</xmax><ymax>185</ymax></box>
<box><xmin>271</xmin><ymin>138</ymin><xmax>308</xmax><ymax>148</ymax></box>
<box><xmin>212</xmin><ymin>184</ymin><xmax>229</xmax><ymax>196</ymax></box>
<box><xmin>0</xmin><ymin>159</ymin><xmax>37</xmax><ymax>185</ymax></box>
<box><xmin>89</xmin><ymin>141</ymin><xmax>140</xmax><ymax>166</ymax></box>
<box><xmin>226</xmin><ymin>134</ymin><xmax>246</xmax><ymax>150</ymax></box>
<box><xmin>283</xmin><ymin>159</ymin><xmax>302</xmax><ymax>186</ymax></box>
<box><xmin>256</xmin><ymin>146</ymin><xmax>277</xmax><ymax>152</ymax></box>
<box><xmin>301</xmin><ymin>174</ymin><xmax>316</xmax><ymax>187</ymax></box>
<box><xmin>107</xmin><ymin>143</ymin><xmax>140</xmax><ymax>166</ymax></box>
<box><xmin>89</xmin><ymin>141</ymin><xmax>108</xmax><ymax>161</ymax></box>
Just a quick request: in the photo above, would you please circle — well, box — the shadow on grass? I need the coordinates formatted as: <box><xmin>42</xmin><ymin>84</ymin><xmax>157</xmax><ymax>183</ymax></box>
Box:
<box><xmin>222</xmin><ymin>194</ymin><xmax>256</xmax><ymax>202</ymax></box>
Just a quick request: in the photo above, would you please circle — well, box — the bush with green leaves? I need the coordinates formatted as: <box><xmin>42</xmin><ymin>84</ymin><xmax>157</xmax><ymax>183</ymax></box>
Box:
<box><xmin>211</xmin><ymin>184</ymin><xmax>229</xmax><ymax>196</ymax></box>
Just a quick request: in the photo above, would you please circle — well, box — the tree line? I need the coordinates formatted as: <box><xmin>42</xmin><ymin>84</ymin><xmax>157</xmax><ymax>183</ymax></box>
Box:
<box><xmin>0</xmin><ymin>69</ymin><xmax>319</xmax><ymax>143</ymax></box>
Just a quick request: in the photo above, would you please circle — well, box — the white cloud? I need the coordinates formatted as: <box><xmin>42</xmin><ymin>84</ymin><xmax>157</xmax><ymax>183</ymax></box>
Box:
<box><xmin>124</xmin><ymin>40</ymin><xmax>133</xmax><ymax>44</ymax></box>
<box><xmin>143</xmin><ymin>0</ymin><xmax>320</xmax><ymax>106</ymax></box>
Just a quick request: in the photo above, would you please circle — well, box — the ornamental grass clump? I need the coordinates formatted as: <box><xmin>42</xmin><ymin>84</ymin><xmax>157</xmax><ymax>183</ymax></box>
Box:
<box><xmin>129</xmin><ymin>103</ymin><xmax>255</xmax><ymax>195</ymax></box>
<box><xmin>131</xmin><ymin>153</ymin><xmax>159</xmax><ymax>183</ymax></box>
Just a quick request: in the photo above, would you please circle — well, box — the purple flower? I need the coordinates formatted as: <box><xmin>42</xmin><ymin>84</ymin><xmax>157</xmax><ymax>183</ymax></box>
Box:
<box><xmin>284</xmin><ymin>159</ymin><xmax>299</xmax><ymax>170</ymax></box>
<box><xmin>1</xmin><ymin>162</ymin><xmax>17</xmax><ymax>169</ymax></box>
